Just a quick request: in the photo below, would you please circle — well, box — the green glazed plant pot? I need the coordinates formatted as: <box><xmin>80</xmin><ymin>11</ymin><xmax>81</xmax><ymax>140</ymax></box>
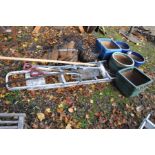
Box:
<box><xmin>109</xmin><ymin>52</ymin><xmax>134</xmax><ymax>73</ymax></box>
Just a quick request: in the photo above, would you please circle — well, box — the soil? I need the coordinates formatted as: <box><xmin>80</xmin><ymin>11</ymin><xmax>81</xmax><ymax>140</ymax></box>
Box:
<box><xmin>102</xmin><ymin>41</ymin><xmax>119</xmax><ymax>49</ymax></box>
<box><xmin>114</xmin><ymin>54</ymin><xmax>133</xmax><ymax>65</ymax></box>
<box><xmin>128</xmin><ymin>54</ymin><xmax>143</xmax><ymax>62</ymax></box>
<box><xmin>122</xmin><ymin>69</ymin><xmax>151</xmax><ymax>86</ymax></box>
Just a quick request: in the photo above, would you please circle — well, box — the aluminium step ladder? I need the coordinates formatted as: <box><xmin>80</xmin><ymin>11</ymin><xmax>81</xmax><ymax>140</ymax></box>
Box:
<box><xmin>5</xmin><ymin>61</ymin><xmax>113</xmax><ymax>91</ymax></box>
<box><xmin>139</xmin><ymin>112</ymin><xmax>155</xmax><ymax>129</ymax></box>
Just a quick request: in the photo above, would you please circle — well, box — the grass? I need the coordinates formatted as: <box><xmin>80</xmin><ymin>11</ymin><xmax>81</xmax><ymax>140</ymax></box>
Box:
<box><xmin>5</xmin><ymin>90</ymin><xmax>20</xmax><ymax>103</ymax></box>
<box><xmin>73</xmin><ymin>27</ymin><xmax>155</xmax><ymax>128</ymax></box>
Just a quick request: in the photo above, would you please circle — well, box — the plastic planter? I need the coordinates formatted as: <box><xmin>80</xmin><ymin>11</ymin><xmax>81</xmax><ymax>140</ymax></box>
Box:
<box><xmin>109</xmin><ymin>52</ymin><xmax>134</xmax><ymax>73</ymax></box>
<box><xmin>115</xmin><ymin>67</ymin><xmax>153</xmax><ymax>97</ymax></box>
<box><xmin>96</xmin><ymin>38</ymin><xmax>122</xmax><ymax>60</ymax></box>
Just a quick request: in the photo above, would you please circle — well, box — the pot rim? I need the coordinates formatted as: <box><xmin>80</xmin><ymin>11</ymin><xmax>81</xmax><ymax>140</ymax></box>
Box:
<box><xmin>112</xmin><ymin>52</ymin><xmax>134</xmax><ymax>67</ymax></box>
<box><xmin>127</xmin><ymin>51</ymin><xmax>145</xmax><ymax>63</ymax></box>
<box><xmin>115</xmin><ymin>41</ymin><xmax>130</xmax><ymax>50</ymax></box>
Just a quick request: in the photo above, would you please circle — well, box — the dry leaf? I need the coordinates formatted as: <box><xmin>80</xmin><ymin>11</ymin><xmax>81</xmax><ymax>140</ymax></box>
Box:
<box><xmin>90</xmin><ymin>99</ymin><xmax>94</xmax><ymax>104</ymax></box>
<box><xmin>45</xmin><ymin>108</ymin><xmax>51</xmax><ymax>114</ymax></box>
<box><xmin>37</xmin><ymin>113</ymin><xmax>45</xmax><ymax>121</ymax></box>
<box><xmin>136</xmin><ymin>105</ymin><xmax>144</xmax><ymax>112</ymax></box>
<box><xmin>110</xmin><ymin>98</ymin><xmax>114</xmax><ymax>103</ymax></box>
<box><xmin>139</xmin><ymin>67</ymin><xmax>144</xmax><ymax>72</ymax></box>
<box><xmin>34</xmin><ymin>38</ymin><xmax>38</xmax><ymax>42</ymax></box>
<box><xmin>65</xmin><ymin>97</ymin><xmax>73</xmax><ymax>105</ymax></box>
<box><xmin>74</xmin><ymin>107</ymin><xmax>77</xmax><ymax>111</ymax></box>
<box><xmin>79</xmin><ymin>88</ymin><xmax>83</xmax><ymax>92</ymax></box>
<box><xmin>91</xmin><ymin>85</ymin><xmax>95</xmax><ymax>89</ymax></box>
<box><xmin>66</xmin><ymin>123</ymin><xmax>72</xmax><ymax>129</ymax></box>
<box><xmin>22</xmin><ymin>44</ymin><xmax>27</xmax><ymax>48</ymax></box>
<box><xmin>57</xmin><ymin>108</ymin><xmax>64</xmax><ymax>113</ymax></box>
<box><xmin>5</xmin><ymin>101</ymin><xmax>10</xmax><ymax>105</ymax></box>
<box><xmin>89</xmin><ymin>90</ymin><xmax>93</xmax><ymax>93</ymax></box>
<box><xmin>48</xmin><ymin>95</ymin><xmax>54</xmax><ymax>100</ymax></box>
<box><xmin>85</xmin><ymin>114</ymin><xmax>90</xmax><ymax>119</ymax></box>
<box><xmin>32</xmin><ymin>123</ymin><xmax>38</xmax><ymax>129</ymax></box>
<box><xmin>58</xmin><ymin>103</ymin><xmax>64</xmax><ymax>108</ymax></box>
<box><xmin>99</xmin><ymin>92</ymin><xmax>103</xmax><ymax>95</ymax></box>
<box><xmin>0</xmin><ymin>94</ymin><xmax>5</xmax><ymax>98</ymax></box>
<box><xmin>68</xmin><ymin>107</ymin><xmax>74</xmax><ymax>113</ymax></box>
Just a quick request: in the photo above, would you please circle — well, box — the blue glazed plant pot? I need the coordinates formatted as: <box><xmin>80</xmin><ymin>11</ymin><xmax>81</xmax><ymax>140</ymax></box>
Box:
<box><xmin>127</xmin><ymin>51</ymin><xmax>145</xmax><ymax>67</ymax></box>
<box><xmin>96</xmin><ymin>38</ymin><xmax>122</xmax><ymax>60</ymax></box>
<box><xmin>115</xmin><ymin>41</ymin><xmax>130</xmax><ymax>53</ymax></box>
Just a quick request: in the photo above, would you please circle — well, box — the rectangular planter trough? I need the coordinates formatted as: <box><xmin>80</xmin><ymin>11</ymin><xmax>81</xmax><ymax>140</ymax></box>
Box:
<box><xmin>115</xmin><ymin>67</ymin><xmax>153</xmax><ymax>97</ymax></box>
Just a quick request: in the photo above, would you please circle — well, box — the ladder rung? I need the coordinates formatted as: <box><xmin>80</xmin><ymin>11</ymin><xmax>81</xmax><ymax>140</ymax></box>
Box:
<box><xmin>0</xmin><ymin>113</ymin><xmax>26</xmax><ymax>117</ymax></box>
<box><xmin>0</xmin><ymin>121</ymin><xmax>18</xmax><ymax>124</ymax></box>
<box><xmin>0</xmin><ymin>126</ymin><xmax>18</xmax><ymax>129</ymax></box>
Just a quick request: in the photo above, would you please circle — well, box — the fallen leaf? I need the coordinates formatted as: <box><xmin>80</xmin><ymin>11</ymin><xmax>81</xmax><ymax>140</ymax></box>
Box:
<box><xmin>48</xmin><ymin>95</ymin><xmax>54</xmax><ymax>100</ymax></box>
<box><xmin>45</xmin><ymin>108</ymin><xmax>51</xmax><ymax>114</ymax></box>
<box><xmin>118</xmin><ymin>121</ymin><xmax>122</xmax><ymax>126</ymax></box>
<box><xmin>22</xmin><ymin>44</ymin><xmax>27</xmax><ymax>48</ymax></box>
<box><xmin>125</xmin><ymin>104</ymin><xmax>130</xmax><ymax>109</ymax></box>
<box><xmin>0</xmin><ymin>94</ymin><xmax>5</xmax><ymax>98</ymax></box>
<box><xmin>37</xmin><ymin>113</ymin><xmax>45</xmax><ymax>121</ymax></box>
<box><xmin>74</xmin><ymin>107</ymin><xmax>77</xmax><ymax>111</ymax></box>
<box><xmin>32</xmin><ymin>123</ymin><xmax>38</xmax><ymax>129</ymax></box>
<box><xmin>34</xmin><ymin>38</ymin><xmax>38</xmax><ymax>42</ymax></box>
<box><xmin>64</xmin><ymin>116</ymin><xmax>69</xmax><ymax>124</ymax></box>
<box><xmin>79</xmin><ymin>88</ymin><xmax>83</xmax><ymax>92</ymax></box>
<box><xmin>90</xmin><ymin>99</ymin><xmax>94</xmax><ymax>104</ymax></box>
<box><xmin>56</xmin><ymin>88</ymin><xmax>64</xmax><ymax>93</ymax></box>
<box><xmin>68</xmin><ymin>107</ymin><xmax>74</xmax><ymax>113</ymax></box>
<box><xmin>118</xmin><ymin>94</ymin><xmax>122</xmax><ymax>97</ymax></box>
<box><xmin>139</xmin><ymin>67</ymin><xmax>144</xmax><ymax>72</ymax></box>
<box><xmin>112</xmin><ymin>102</ymin><xmax>117</xmax><ymax>107</ymax></box>
<box><xmin>112</xmin><ymin>108</ymin><xmax>116</xmax><ymax>114</ymax></box>
<box><xmin>95</xmin><ymin>112</ymin><xmax>101</xmax><ymax>118</ymax></box>
<box><xmin>122</xmin><ymin>118</ymin><xmax>127</xmax><ymax>124</ymax></box>
<box><xmin>5</xmin><ymin>101</ymin><xmax>10</xmax><ymax>105</ymax></box>
<box><xmin>65</xmin><ymin>97</ymin><xmax>73</xmax><ymax>106</ymax></box>
<box><xmin>91</xmin><ymin>85</ymin><xmax>95</xmax><ymax>89</ymax></box>
<box><xmin>99</xmin><ymin>92</ymin><xmax>103</xmax><ymax>95</ymax></box>
<box><xmin>130</xmin><ymin>113</ymin><xmax>135</xmax><ymax>117</ymax></box>
<box><xmin>66</xmin><ymin>123</ymin><xmax>72</xmax><ymax>129</ymax></box>
<box><xmin>110</xmin><ymin>98</ymin><xmax>114</xmax><ymax>103</ymax></box>
<box><xmin>136</xmin><ymin>105</ymin><xmax>144</xmax><ymax>112</ymax></box>
<box><xmin>85</xmin><ymin>114</ymin><xmax>90</xmax><ymax>119</ymax></box>
<box><xmin>89</xmin><ymin>90</ymin><xmax>93</xmax><ymax>93</ymax></box>
<box><xmin>36</xmin><ymin>45</ymin><xmax>42</xmax><ymax>49</ymax></box>
<box><xmin>58</xmin><ymin>103</ymin><xmax>65</xmax><ymax>108</ymax></box>
<box><xmin>76</xmin><ymin>122</ymin><xmax>81</xmax><ymax>128</ymax></box>
<box><xmin>57</xmin><ymin>108</ymin><xmax>64</xmax><ymax>113</ymax></box>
